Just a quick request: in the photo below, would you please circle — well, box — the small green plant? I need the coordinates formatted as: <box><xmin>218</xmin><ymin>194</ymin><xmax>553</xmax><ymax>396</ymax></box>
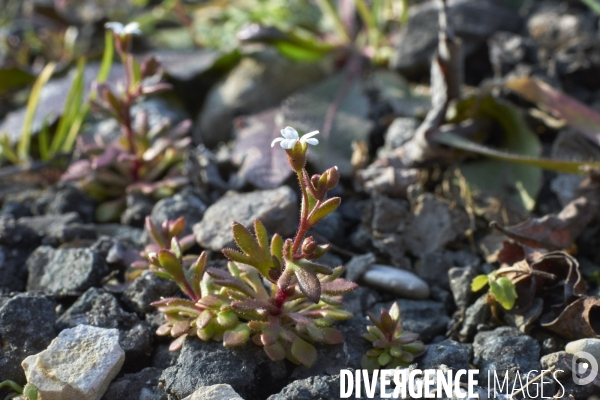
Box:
<box><xmin>0</xmin><ymin>31</ymin><xmax>115</xmax><ymax>166</ymax></box>
<box><xmin>61</xmin><ymin>23</ymin><xmax>191</xmax><ymax>222</ymax></box>
<box><xmin>147</xmin><ymin>126</ymin><xmax>358</xmax><ymax>367</ymax></box>
<box><xmin>471</xmin><ymin>272</ymin><xmax>518</xmax><ymax>311</ymax></box>
<box><xmin>0</xmin><ymin>380</ymin><xmax>38</xmax><ymax>400</ymax></box>
<box><xmin>361</xmin><ymin>302</ymin><xmax>425</xmax><ymax>372</ymax></box>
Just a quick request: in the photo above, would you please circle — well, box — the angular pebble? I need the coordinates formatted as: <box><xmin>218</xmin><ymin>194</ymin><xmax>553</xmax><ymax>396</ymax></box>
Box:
<box><xmin>0</xmin><ymin>294</ymin><xmax>56</xmax><ymax>383</ymax></box>
<box><xmin>183</xmin><ymin>384</ymin><xmax>244</xmax><ymax>400</ymax></box>
<box><xmin>194</xmin><ymin>187</ymin><xmax>297</xmax><ymax>251</ymax></box>
<box><xmin>22</xmin><ymin>325</ymin><xmax>125</xmax><ymax>400</ymax></box>
<box><xmin>362</xmin><ymin>264</ymin><xmax>430</xmax><ymax>299</ymax></box>
<box><xmin>26</xmin><ymin>246</ymin><xmax>108</xmax><ymax>295</ymax></box>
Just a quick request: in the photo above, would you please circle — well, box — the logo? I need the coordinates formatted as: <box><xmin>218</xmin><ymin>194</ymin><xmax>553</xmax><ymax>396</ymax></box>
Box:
<box><xmin>571</xmin><ymin>351</ymin><xmax>599</xmax><ymax>386</ymax></box>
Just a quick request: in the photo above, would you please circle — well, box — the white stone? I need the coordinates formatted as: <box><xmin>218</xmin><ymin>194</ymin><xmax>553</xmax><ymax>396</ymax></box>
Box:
<box><xmin>362</xmin><ymin>264</ymin><xmax>430</xmax><ymax>299</ymax></box>
<box><xmin>566</xmin><ymin>338</ymin><xmax>600</xmax><ymax>365</ymax></box>
<box><xmin>182</xmin><ymin>384</ymin><xmax>244</xmax><ymax>400</ymax></box>
<box><xmin>22</xmin><ymin>325</ymin><xmax>125</xmax><ymax>400</ymax></box>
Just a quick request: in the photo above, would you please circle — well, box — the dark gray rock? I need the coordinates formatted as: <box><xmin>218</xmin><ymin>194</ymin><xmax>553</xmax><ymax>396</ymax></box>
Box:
<box><xmin>540</xmin><ymin>351</ymin><xmax>570</xmax><ymax>379</ymax></box>
<box><xmin>267</xmin><ymin>375</ymin><xmax>341</xmax><ymax>400</ymax></box>
<box><xmin>194</xmin><ymin>49</ymin><xmax>330</xmax><ymax>147</ymax></box>
<box><xmin>383</xmin><ymin>117</ymin><xmax>419</xmax><ymax>151</ymax></box>
<box><xmin>18</xmin><ymin>212</ymin><xmax>80</xmax><ymax>237</ymax></box>
<box><xmin>151</xmin><ymin>189</ymin><xmax>207</xmax><ymax>236</ymax></box>
<box><xmin>121</xmin><ymin>192</ymin><xmax>155</xmax><ymax>228</ymax></box>
<box><xmin>43</xmin><ymin>184</ymin><xmax>96</xmax><ymax>223</ymax></box>
<box><xmin>0</xmin><ymin>215</ymin><xmax>40</xmax><ymax>292</ymax></box>
<box><xmin>102</xmin><ymin>367</ymin><xmax>165</xmax><ymax>400</ymax></box>
<box><xmin>391</xmin><ymin>0</ymin><xmax>521</xmax><ymax>77</ymax></box>
<box><xmin>419</xmin><ymin>339</ymin><xmax>470</xmax><ymax>371</ymax></box>
<box><xmin>0</xmin><ymin>294</ymin><xmax>56</xmax><ymax>383</ymax></box>
<box><xmin>0</xmin><ymin>214</ymin><xmax>41</xmax><ymax>247</ymax></box>
<box><xmin>488</xmin><ymin>31</ymin><xmax>537</xmax><ymax>77</ymax></box>
<box><xmin>96</xmin><ymin>224</ymin><xmax>146</xmax><ymax>247</ymax></box>
<box><xmin>448</xmin><ymin>266</ymin><xmax>479</xmax><ymax>309</ymax></box>
<box><xmin>122</xmin><ymin>271</ymin><xmax>180</xmax><ymax>315</ymax></box>
<box><xmin>343</xmin><ymin>286</ymin><xmax>383</xmax><ymax>318</ymax></box>
<box><xmin>473</xmin><ymin>327</ymin><xmax>540</xmax><ymax>387</ymax></box>
<box><xmin>345</xmin><ymin>252</ymin><xmax>376</xmax><ymax>283</ymax></box>
<box><xmin>26</xmin><ymin>246</ymin><xmax>109</xmax><ymax>295</ymax></box>
<box><xmin>56</xmin><ymin>287</ymin><xmax>152</xmax><ymax>370</ymax></box>
<box><xmin>416</xmin><ymin>251</ymin><xmax>454</xmax><ymax>290</ymax></box>
<box><xmin>160</xmin><ymin>337</ymin><xmax>291</xmax><ymax>399</ymax></box>
<box><xmin>290</xmin><ymin>317</ymin><xmax>372</xmax><ymax>381</ymax></box>
<box><xmin>459</xmin><ymin>295</ymin><xmax>492</xmax><ymax>341</ymax></box>
<box><xmin>194</xmin><ymin>186</ymin><xmax>297</xmax><ymax>251</ymax></box>
<box><xmin>372</xmin><ymin>299</ymin><xmax>450</xmax><ymax>342</ymax></box>
<box><xmin>0</xmin><ymin>246</ymin><xmax>30</xmax><ymax>293</ymax></box>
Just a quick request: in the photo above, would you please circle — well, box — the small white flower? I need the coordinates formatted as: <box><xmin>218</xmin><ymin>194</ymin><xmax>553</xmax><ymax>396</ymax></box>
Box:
<box><xmin>271</xmin><ymin>126</ymin><xmax>319</xmax><ymax>149</ymax></box>
<box><xmin>104</xmin><ymin>21</ymin><xmax>142</xmax><ymax>36</ymax></box>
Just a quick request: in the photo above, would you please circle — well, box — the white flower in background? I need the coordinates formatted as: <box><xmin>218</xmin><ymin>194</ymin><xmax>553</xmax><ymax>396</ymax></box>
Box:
<box><xmin>271</xmin><ymin>126</ymin><xmax>319</xmax><ymax>149</ymax></box>
<box><xmin>104</xmin><ymin>22</ymin><xmax>142</xmax><ymax>36</ymax></box>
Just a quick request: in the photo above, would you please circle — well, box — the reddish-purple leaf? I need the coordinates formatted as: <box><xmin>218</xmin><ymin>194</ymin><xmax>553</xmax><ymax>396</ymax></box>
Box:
<box><xmin>321</xmin><ymin>279</ymin><xmax>358</xmax><ymax>295</ymax></box>
<box><xmin>223</xmin><ymin>324</ymin><xmax>251</xmax><ymax>347</ymax></box>
<box><xmin>264</xmin><ymin>342</ymin><xmax>286</xmax><ymax>361</ymax></box>
<box><xmin>294</xmin><ymin>267</ymin><xmax>321</xmax><ymax>303</ymax></box>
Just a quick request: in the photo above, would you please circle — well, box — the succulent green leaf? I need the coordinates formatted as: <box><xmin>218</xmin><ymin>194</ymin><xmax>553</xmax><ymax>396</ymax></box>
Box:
<box><xmin>307</xmin><ymin>325</ymin><xmax>325</xmax><ymax>342</ymax></box>
<box><xmin>217</xmin><ymin>310</ymin><xmax>239</xmax><ymax>329</ymax></box>
<box><xmin>195</xmin><ymin>310</ymin><xmax>213</xmax><ymax>330</ymax></box>
<box><xmin>156</xmin><ymin>323</ymin><xmax>172</xmax><ymax>336</ymax></box>
<box><xmin>270</xmin><ymin>233</ymin><xmax>284</xmax><ymax>261</ymax></box>
<box><xmin>326</xmin><ymin>308</ymin><xmax>353</xmax><ymax>320</ymax></box>
<box><xmin>390</xmin><ymin>346</ymin><xmax>403</xmax><ymax>358</ymax></box>
<box><xmin>403</xmin><ymin>341</ymin><xmax>425</xmax><ymax>353</ymax></box>
<box><xmin>254</xmin><ymin>219</ymin><xmax>269</xmax><ymax>250</ymax></box>
<box><xmin>367</xmin><ymin>325</ymin><xmax>385</xmax><ymax>340</ymax></box>
<box><xmin>471</xmin><ymin>274</ymin><xmax>490</xmax><ymax>292</ymax></box>
<box><xmin>23</xmin><ymin>383</ymin><xmax>38</xmax><ymax>400</ymax></box>
<box><xmin>362</xmin><ymin>333</ymin><xmax>378</xmax><ymax>342</ymax></box>
<box><xmin>223</xmin><ymin>324</ymin><xmax>251</xmax><ymax>347</ymax></box>
<box><xmin>291</xmin><ymin>336</ymin><xmax>317</xmax><ymax>367</ymax></box>
<box><xmin>396</xmin><ymin>331</ymin><xmax>419</xmax><ymax>344</ymax></box>
<box><xmin>157</xmin><ymin>250</ymin><xmax>185</xmax><ymax>281</ymax></box>
<box><xmin>222</xmin><ymin>248</ymin><xmax>253</xmax><ymax>265</ymax></box>
<box><xmin>489</xmin><ymin>277</ymin><xmax>518</xmax><ymax>310</ymax></box>
<box><xmin>308</xmin><ymin>197</ymin><xmax>341</xmax><ymax>226</ymax></box>
<box><xmin>197</xmin><ymin>322</ymin><xmax>215</xmax><ymax>341</ymax></box>
<box><xmin>145</xmin><ymin>217</ymin><xmax>165</xmax><ymax>247</ymax></box>
<box><xmin>294</xmin><ymin>266</ymin><xmax>322</xmax><ymax>303</ymax></box>
<box><xmin>378</xmin><ymin>351</ymin><xmax>391</xmax><ymax>366</ymax></box>
<box><xmin>264</xmin><ymin>342</ymin><xmax>286</xmax><ymax>361</ymax></box>
<box><xmin>232</xmin><ymin>222</ymin><xmax>260</xmax><ymax>255</ymax></box>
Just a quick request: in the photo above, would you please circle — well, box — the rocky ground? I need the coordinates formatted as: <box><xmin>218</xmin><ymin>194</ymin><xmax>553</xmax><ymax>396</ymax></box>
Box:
<box><xmin>2</xmin><ymin>0</ymin><xmax>600</xmax><ymax>399</ymax></box>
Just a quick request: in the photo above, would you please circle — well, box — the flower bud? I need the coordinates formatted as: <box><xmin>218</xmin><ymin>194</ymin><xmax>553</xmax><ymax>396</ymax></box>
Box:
<box><xmin>302</xmin><ymin>237</ymin><xmax>318</xmax><ymax>255</ymax></box>
<box><xmin>325</xmin><ymin>166</ymin><xmax>340</xmax><ymax>189</ymax></box>
<box><xmin>285</xmin><ymin>141</ymin><xmax>307</xmax><ymax>171</ymax></box>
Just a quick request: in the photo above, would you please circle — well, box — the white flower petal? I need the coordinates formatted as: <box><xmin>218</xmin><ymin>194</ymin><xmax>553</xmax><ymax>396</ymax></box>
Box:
<box><xmin>304</xmin><ymin>138</ymin><xmax>319</xmax><ymax>146</ymax></box>
<box><xmin>300</xmin><ymin>130</ymin><xmax>319</xmax><ymax>140</ymax></box>
<box><xmin>271</xmin><ymin>137</ymin><xmax>284</xmax><ymax>147</ymax></box>
<box><xmin>105</xmin><ymin>22</ymin><xmax>125</xmax><ymax>34</ymax></box>
<box><xmin>281</xmin><ymin>126</ymin><xmax>299</xmax><ymax>140</ymax></box>
<box><xmin>281</xmin><ymin>138</ymin><xmax>298</xmax><ymax>149</ymax></box>
<box><xmin>124</xmin><ymin>22</ymin><xmax>142</xmax><ymax>35</ymax></box>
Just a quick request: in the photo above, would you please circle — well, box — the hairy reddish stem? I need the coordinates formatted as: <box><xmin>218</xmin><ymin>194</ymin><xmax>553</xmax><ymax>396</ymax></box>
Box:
<box><xmin>292</xmin><ymin>169</ymin><xmax>310</xmax><ymax>254</ymax></box>
<box><xmin>274</xmin><ymin>287</ymin><xmax>288</xmax><ymax>309</ymax></box>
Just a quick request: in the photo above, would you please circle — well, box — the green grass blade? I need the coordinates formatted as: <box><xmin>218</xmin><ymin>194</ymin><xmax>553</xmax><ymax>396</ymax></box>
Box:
<box><xmin>97</xmin><ymin>30</ymin><xmax>114</xmax><ymax>85</ymax></box>
<box><xmin>17</xmin><ymin>62</ymin><xmax>56</xmax><ymax>163</ymax></box>
<box><xmin>52</xmin><ymin>57</ymin><xmax>86</xmax><ymax>155</ymax></box>
<box><xmin>433</xmin><ymin>131</ymin><xmax>600</xmax><ymax>174</ymax></box>
<box><xmin>581</xmin><ymin>0</ymin><xmax>600</xmax><ymax>15</ymax></box>
<box><xmin>63</xmin><ymin>31</ymin><xmax>114</xmax><ymax>152</ymax></box>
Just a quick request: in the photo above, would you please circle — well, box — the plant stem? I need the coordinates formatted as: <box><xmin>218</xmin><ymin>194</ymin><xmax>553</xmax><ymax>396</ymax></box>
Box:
<box><xmin>292</xmin><ymin>169</ymin><xmax>310</xmax><ymax>254</ymax></box>
<box><xmin>314</xmin><ymin>0</ymin><xmax>351</xmax><ymax>44</ymax></box>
